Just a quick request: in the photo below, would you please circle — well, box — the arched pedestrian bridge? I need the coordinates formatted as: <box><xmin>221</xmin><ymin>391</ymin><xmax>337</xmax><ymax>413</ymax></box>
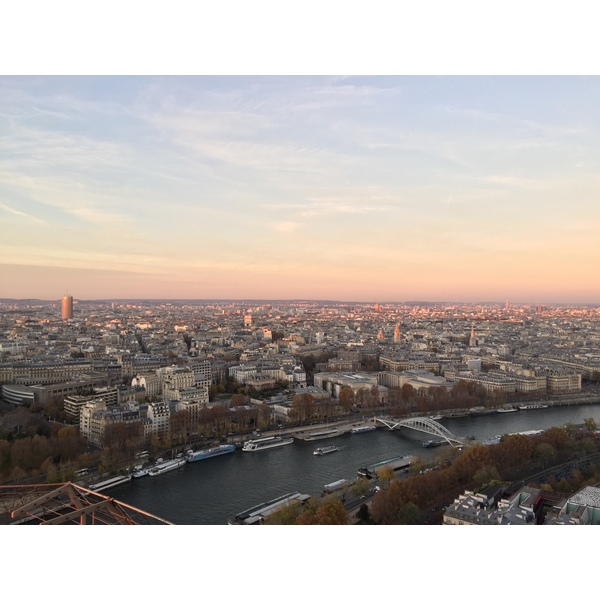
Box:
<box><xmin>374</xmin><ymin>416</ymin><xmax>470</xmax><ymax>447</ymax></box>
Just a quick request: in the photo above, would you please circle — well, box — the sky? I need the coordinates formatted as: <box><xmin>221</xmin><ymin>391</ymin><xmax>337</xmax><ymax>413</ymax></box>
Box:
<box><xmin>1</xmin><ymin>75</ymin><xmax>599</xmax><ymax>304</ymax></box>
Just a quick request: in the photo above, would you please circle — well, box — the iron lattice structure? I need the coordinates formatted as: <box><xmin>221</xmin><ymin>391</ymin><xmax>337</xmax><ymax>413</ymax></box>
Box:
<box><xmin>0</xmin><ymin>482</ymin><xmax>172</xmax><ymax>525</ymax></box>
<box><xmin>374</xmin><ymin>416</ymin><xmax>469</xmax><ymax>447</ymax></box>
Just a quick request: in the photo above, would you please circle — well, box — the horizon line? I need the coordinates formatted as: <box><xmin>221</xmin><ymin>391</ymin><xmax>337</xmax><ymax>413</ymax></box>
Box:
<box><xmin>1</xmin><ymin>297</ymin><xmax>599</xmax><ymax>307</ymax></box>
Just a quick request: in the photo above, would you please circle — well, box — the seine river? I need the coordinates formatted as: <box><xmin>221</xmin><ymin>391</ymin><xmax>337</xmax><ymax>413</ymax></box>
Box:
<box><xmin>110</xmin><ymin>404</ymin><xmax>600</xmax><ymax>524</ymax></box>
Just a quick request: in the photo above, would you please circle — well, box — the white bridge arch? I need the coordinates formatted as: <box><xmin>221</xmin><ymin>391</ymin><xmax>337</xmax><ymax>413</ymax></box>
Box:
<box><xmin>374</xmin><ymin>416</ymin><xmax>468</xmax><ymax>447</ymax></box>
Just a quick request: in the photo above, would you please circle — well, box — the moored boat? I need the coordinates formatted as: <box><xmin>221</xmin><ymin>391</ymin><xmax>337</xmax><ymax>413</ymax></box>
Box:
<box><xmin>313</xmin><ymin>445</ymin><xmax>339</xmax><ymax>455</ymax></box>
<box><xmin>422</xmin><ymin>439</ymin><xmax>449</xmax><ymax>448</ymax></box>
<box><xmin>229</xmin><ymin>492</ymin><xmax>310</xmax><ymax>525</ymax></box>
<box><xmin>302</xmin><ymin>428</ymin><xmax>344</xmax><ymax>441</ymax></box>
<box><xmin>469</xmin><ymin>408</ymin><xmax>496</xmax><ymax>416</ymax></box>
<box><xmin>132</xmin><ymin>465</ymin><xmax>149</xmax><ymax>478</ymax></box>
<box><xmin>497</xmin><ymin>406</ymin><xmax>518</xmax><ymax>413</ymax></box>
<box><xmin>187</xmin><ymin>444</ymin><xmax>236</xmax><ymax>462</ymax></box>
<box><xmin>242</xmin><ymin>436</ymin><xmax>294</xmax><ymax>452</ymax></box>
<box><xmin>445</xmin><ymin>412</ymin><xmax>470</xmax><ymax>419</ymax></box>
<box><xmin>148</xmin><ymin>458</ymin><xmax>186</xmax><ymax>477</ymax></box>
<box><xmin>358</xmin><ymin>455</ymin><xmax>414</xmax><ymax>478</ymax></box>
<box><xmin>351</xmin><ymin>425</ymin><xmax>376</xmax><ymax>434</ymax></box>
<box><xmin>518</xmin><ymin>404</ymin><xmax>549</xmax><ymax>410</ymax></box>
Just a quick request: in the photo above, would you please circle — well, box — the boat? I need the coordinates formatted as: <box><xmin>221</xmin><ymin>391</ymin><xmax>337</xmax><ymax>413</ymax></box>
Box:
<box><xmin>430</xmin><ymin>415</ymin><xmax>444</xmax><ymax>421</ymax></box>
<box><xmin>469</xmin><ymin>408</ymin><xmax>496</xmax><ymax>416</ymax></box>
<box><xmin>422</xmin><ymin>439</ymin><xmax>449</xmax><ymax>448</ymax></box>
<box><xmin>88</xmin><ymin>474</ymin><xmax>132</xmax><ymax>492</ymax></box>
<box><xmin>148</xmin><ymin>457</ymin><xmax>186</xmax><ymax>476</ymax></box>
<box><xmin>313</xmin><ymin>445</ymin><xmax>339</xmax><ymax>455</ymax></box>
<box><xmin>186</xmin><ymin>444</ymin><xmax>236</xmax><ymax>462</ymax></box>
<box><xmin>358</xmin><ymin>455</ymin><xmax>414</xmax><ymax>478</ymax></box>
<box><xmin>444</xmin><ymin>412</ymin><xmax>470</xmax><ymax>419</ymax></box>
<box><xmin>242</xmin><ymin>435</ymin><xmax>294</xmax><ymax>452</ymax></box>
<box><xmin>518</xmin><ymin>404</ymin><xmax>549</xmax><ymax>410</ymax></box>
<box><xmin>351</xmin><ymin>425</ymin><xmax>376</xmax><ymax>434</ymax></box>
<box><xmin>497</xmin><ymin>406</ymin><xmax>518</xmax><ymax>413</ymax></box>
<box><xmin>505</xmin><ymin>430</ymin><xmax>544</xmax><ymax>437</ymax></box>
<box><xmin>131</xmin><ymin>465</ymin><xmax>149</xmax><ymax>478</ymax></box>
<box><xmin>229</xmin><ymin>492</ymin><xmax>310</xmax><ymax>525</ymax></box>
<box><xmin>302</xmin><ymin>428</ymin><xmax>344</xmax><ymax>441</ymax></box>
<box><xmin>323</xmin><ymin>479</ymin><xmax>348</xmax><ymax>493</ymax></box>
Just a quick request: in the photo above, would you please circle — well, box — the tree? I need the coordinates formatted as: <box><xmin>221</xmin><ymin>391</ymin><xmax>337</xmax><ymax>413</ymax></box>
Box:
<box><xmin>377</xmin><ymin>465</ymin><xmax>395</xmax><ymax>489</ymax></box>
<box><xmin>295</xmin><ymin>498</ymin><xmax>349</xmax><ymax>525</ymax></box>
<box><xmin>583</xmin><ymin>417</ymin><xmax>597</xmax><ymax>432</ymax></box>
<box><xmin>356</xmin><ymin>503</ymin><xmax>372</xmax><ymax>523</ymax></box>
<box><xmin>290</xmin><ymin>393</ymin><xmax>316</xmax><ymax>423</ymax></box>
<box><xmin>534</xmin><ymin>442</ymin><xmax>557</xmax><ymax>466</ymax></box>
<box><xmin>401</xmin><ymin>383</ymin><xmax>414</xmax><ymax>402</ymax></box>
<box><xmin>352</xmin><ymin>477</ymin><xmax>371</xmax><ymax>497</ymax></box>
<box><xmin>472</xmin><ymin>465</ymin><xmax>501</xmax><ymax>489</ymax></box>
<box><xmin>395</xmin><ymin>502</ymin><xmax>421</xmax><ymax>525</ymax></box>
<box><xmin>338</xmin><ymin>387</ymin><xmax>355</xmax><ymax>413</ymax></box>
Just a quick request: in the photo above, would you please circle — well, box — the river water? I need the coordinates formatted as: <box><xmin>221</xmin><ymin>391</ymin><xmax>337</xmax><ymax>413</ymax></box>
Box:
<box><xmin>110</xmin><ymin>404</ymin><xmax>600</xmax><ymax>524</ymax></box>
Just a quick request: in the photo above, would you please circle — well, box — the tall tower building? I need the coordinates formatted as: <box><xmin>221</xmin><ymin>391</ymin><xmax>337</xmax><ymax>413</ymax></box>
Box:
<box><xmin>469</xmin><ymin>324</ymin><xmax>476</xmax><ymax>347</ymax></box>
<box><xmin>61</xmin><ymin>295</ymin><xmax>73</xmax><ymax>320</ymax></box>
<box><xmin>393</xmin><ymin>323</ymin><xmax>401</xmax><ymax>344</ymax></box>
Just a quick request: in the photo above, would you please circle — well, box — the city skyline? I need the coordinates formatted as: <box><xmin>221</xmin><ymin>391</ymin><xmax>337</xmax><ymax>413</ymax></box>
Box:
<box><xmin>2</xmin><ymin>76</ymin><xmax>599</xmax><ymax>304</ymax></box>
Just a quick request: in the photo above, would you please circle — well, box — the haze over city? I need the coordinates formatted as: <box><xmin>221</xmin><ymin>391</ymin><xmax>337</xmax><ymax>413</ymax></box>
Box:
<box><xmin>2</xmin><ymin>75</ymin><xmax>599</xmax><ymax>304</ymax></box>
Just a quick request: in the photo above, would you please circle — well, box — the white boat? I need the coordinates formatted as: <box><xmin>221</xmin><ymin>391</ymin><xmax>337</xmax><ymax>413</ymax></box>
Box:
<box><xmin>242</xmin><ymin>436</ymin><xmax>294</xmax><ymax>452</ymax></box>
<box><xmin>186</xmin><ymin>444</ymin><xmax>235</xmax><ymax>462</ymax></box>
<box><xmin>132</xmin><ymin>465</ymin><xmax>150</xmax><ymax>478</ymax></box>
<box><xmin>302</xmin><ymin>428</ymin><xmax>343</xmax><ymax>441</ymax></box>
<box><xmin>148</xmin><ymin>458</ymin><xmax>186</xmax><ymax>476</ymax></box>
<box><xmin>518</xmin><ymin>404</ymin><xmax>549</xmax><ymax>410</ymax></box>
<box><xmin>497</xmin><ymin>407</ymin><xmax>518</xmax><ymax>413</ymax></box>
<box><xmin>351</xmin><ymin>425</ymin><xmax>376</xmax><ymax>434</ymax></box>
<box><xmin>313</xmin><ymin>445</ymin><xmax>339</xmax><ymax>455</ymax></box>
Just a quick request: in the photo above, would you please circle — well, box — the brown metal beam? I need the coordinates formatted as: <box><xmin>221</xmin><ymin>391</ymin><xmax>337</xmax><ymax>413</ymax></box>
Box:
<box><xmin>40</xmin><ymin>499</ymin><xmax>117</xmax><ymax>525</ymax></box>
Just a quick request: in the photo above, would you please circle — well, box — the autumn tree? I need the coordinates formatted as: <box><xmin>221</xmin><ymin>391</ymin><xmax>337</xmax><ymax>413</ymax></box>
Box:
<box><xmin>352</xmin><ymin>476</ymin><xmax>371</xmax><ymax>497</ymax></box>
<box><xmin>230</xmin><ymin>394</ymin><xmax>249</xmax><ymax>407</ymax></box>
<box><xmin>295</xmin><ymin>497</ymin><xmax>349</xmax><ymax>525</ymax></box>
<box><xmin>338</xmin><ymin>387</ymin><xmax>355</xmax><ymax>413</ymax></box>
<box><xmin>401</xmin><ymin>384</ymin><xmax>414</xmax><ymax>402</ymax></box>
<box><xmin>377</xmin><ymin>465</ymin><xmax>395</xmax><ymax>489</ymax></box>
<box><xmin>171</xmin><ymin>410</ymin><xmax>191</xmax><ymax>446</ymax></box>
<box><xmin>290</xmin><ymin>393</ymin><xmax>316</xmax><ymax>423</ymax></box>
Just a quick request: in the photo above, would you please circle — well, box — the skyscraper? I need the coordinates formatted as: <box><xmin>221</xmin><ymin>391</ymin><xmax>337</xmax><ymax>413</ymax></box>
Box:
<box><xmin>61</xmin><ymin>295</ymin><xmax>73</xmax><ymax>319</ymax></box>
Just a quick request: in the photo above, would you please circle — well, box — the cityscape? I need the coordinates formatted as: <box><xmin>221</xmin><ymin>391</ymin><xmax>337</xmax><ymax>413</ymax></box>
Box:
<box><xmin>2</xmin><ymin>76</ymin><xmax>600</xmax><ymax>533</ymax></box>
<box><xmin>1</xmin><ymin>295</ymin><xmax>600</xmax><ymax>526</ymax></box>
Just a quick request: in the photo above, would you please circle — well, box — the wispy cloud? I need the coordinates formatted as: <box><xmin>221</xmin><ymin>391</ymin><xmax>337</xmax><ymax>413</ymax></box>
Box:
<box><xmin>0</xmin><ymin>201</ymin><xmax>46</xmax><ymax>224</ymax></box>
<box><xmin>269</xmin><ymin>221</ymin><xmax>302</xmax><ymax>233</ymax></box>
<box><xmin>482</xmin><ymin>175</ymin><xmax>549</xmax><ymax>191</ymax></box>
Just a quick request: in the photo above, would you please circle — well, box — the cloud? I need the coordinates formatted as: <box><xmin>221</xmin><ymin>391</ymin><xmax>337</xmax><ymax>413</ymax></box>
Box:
<box><xmin>270</xmin><ymin>221</ymin><xmax>302</xmax><ymax>233</ymax></box>
<box><xmin>0</xmin><ymin>202</ymin><xmax>46</xmax><ymax>224</ymax></box>
<box><xmin>482</xmin><ymin>175</ymin><xmax>548</xmax><ymax>191</ymax></box>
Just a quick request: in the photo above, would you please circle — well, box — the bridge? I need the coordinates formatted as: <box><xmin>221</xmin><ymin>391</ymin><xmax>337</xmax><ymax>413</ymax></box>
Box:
<box><xmin>374</xmin><ymin>416</ymin><xmax>469</xmax><ymax>447</ymax></box>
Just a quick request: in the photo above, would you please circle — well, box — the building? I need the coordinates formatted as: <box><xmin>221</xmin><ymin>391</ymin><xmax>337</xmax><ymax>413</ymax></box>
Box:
<box><xmin>548</xmin><ymin>486</ymin><xmax>600</xmax><ymax>525</ymax></box>
<box><xmin>443</xmin><ymin>485</ymin><xmax>540</xmax><ymax>525</ymax></box>
<box><xmin>64</xmin><ymin>387</ymin><xmax>118</xmax><ymax>424</ymax></box>
<box><xmin>61</xmin><ymin>295</ymin><xmax>73</xmax><ymax>320</ymax></box>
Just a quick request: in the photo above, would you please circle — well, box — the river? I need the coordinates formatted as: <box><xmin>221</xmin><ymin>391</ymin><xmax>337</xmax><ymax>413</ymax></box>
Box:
<box><xmin>109</xmin><ymin>404</ymin><xmax>600</xmax><ymax>524</ymax></box>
